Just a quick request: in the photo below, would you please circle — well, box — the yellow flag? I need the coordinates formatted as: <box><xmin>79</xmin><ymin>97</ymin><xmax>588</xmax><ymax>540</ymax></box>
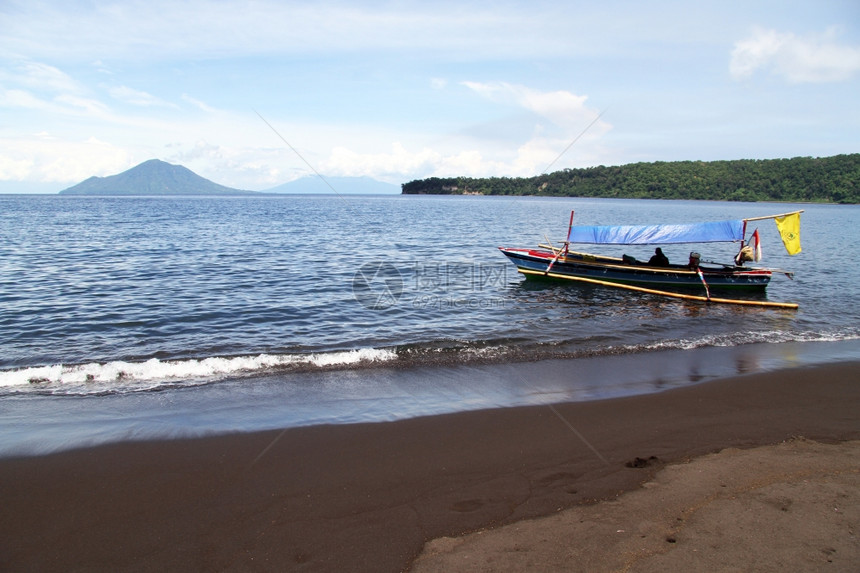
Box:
<box><xmin>775</xmin><ymin>213</ymin><xmax>802</xmax><ymax>255</ymax></box>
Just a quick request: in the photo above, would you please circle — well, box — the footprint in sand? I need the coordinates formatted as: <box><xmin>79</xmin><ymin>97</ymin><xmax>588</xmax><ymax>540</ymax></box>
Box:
<box><xmin>451</xmin><ymin>499</ymin><xmax>484</xmax><ymax>512</ymax></box>
<box><xmin>537</xmin><ymin>471</ymin><xmax>579</xmax><ymax>486</ymax></box>
<box><xmin>625</xmin><ymin>456</ymin><xmax>660</xmax><ymax>468</ymax></box>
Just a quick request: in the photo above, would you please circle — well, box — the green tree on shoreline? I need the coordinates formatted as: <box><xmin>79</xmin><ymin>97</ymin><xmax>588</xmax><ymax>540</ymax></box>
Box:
<box><xmin>401</xmin><ymin>154</ymin><xmax>860</xmax><ymax>204</ymax></box>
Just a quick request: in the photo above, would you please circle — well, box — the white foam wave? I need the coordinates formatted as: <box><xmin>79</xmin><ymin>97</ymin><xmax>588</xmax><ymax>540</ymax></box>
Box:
<box><xmin>305</xmin><ymin>347</ymin><xmax>396</xmax><ymax>367</ymax></box>
<box><xmin>636</xmin><ymin>328</ymin><xmax>860</xmax><ymax>353</ymax></box>
<box><xmin>0</xmin><ymin>348</ymin><xmax>399</xmax><ymax>391</ymax></box>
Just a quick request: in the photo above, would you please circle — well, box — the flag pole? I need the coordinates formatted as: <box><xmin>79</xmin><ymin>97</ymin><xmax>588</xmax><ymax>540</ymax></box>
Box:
<box><xmin>743</xmin><ymin>210</ymin><xmax>804</xmax><ymax>223</ymax></box>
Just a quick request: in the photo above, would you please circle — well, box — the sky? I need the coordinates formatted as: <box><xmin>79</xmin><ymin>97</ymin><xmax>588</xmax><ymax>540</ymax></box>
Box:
<box><xmin>1</xmin><ymin>1</ymin><xmax>859</xmax><ymax>193</ymax></box>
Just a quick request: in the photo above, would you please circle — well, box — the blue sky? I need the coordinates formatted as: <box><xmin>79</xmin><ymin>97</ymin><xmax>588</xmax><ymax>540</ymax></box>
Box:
<box><xmin>1</xmin><ymin>0</ymin><xmax>858</xmax><ymax>192</ymax></box>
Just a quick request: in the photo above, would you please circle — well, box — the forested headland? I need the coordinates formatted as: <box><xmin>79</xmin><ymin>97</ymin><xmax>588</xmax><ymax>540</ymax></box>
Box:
<box><xmin>401</xmin><ymin>154</ymin><xmax>860</xmax><ymax>203</ymax></box>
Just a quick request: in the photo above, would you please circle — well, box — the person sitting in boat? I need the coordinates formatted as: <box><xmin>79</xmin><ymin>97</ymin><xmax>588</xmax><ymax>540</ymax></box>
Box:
<box><xmin>648</xmin><ymin>248</ymin><xmax>669</xmax><ymax>266</ymax></box>
<box><xmin>688</xmin><ymin>252</ymin><xmax>701</xmax><ymax>269</ymax></box>
<box><xmin>734</xmin><ymin>245</ymin><xmax>754</xmax><ymax>266</ymax></box>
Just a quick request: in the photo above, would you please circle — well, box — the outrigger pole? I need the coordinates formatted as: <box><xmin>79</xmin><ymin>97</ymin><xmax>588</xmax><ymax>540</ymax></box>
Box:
<box><xmin>519</xmin><ymin>268</ymin><xmax>799</xmax><ymax>310</ymax></box>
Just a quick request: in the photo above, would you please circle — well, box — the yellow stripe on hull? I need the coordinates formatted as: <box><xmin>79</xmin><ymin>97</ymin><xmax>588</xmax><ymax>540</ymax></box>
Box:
<box><xmin>518</xmin><ymin>269</ymin><xmax>798</xmax><ymax>309</ymax></box>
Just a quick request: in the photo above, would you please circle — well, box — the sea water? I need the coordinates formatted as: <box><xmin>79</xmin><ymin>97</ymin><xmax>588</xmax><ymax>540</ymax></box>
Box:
<box><xmin>1</xmin><ymin>194</ymin><xmax>858</xmax><ymax>454</ymax></box>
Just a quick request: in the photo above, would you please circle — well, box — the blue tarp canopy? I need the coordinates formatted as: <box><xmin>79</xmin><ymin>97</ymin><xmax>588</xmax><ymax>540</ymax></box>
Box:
<box><xmin>567</xmin><ymin>220</ymin><xmax>745</xmax><ymax>245</ymax></box>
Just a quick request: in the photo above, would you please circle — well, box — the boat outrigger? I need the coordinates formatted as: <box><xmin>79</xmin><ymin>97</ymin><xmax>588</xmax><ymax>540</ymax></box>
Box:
<box><xmin>499</xmin><ymin>210</ymin><xmax>804</xmax><ymax>309</ymax></box>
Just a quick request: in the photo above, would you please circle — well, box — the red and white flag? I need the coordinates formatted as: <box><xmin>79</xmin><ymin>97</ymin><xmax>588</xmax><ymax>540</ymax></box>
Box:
<box><xmin>751</xmin><ymin>229</ymin><xmax>762</xmax><ymax>262</ymax></box>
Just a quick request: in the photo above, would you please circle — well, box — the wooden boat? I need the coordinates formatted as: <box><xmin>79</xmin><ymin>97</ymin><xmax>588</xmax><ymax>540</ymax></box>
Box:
<box><xmin>499</xmin><ymin>210</ymin><xmax>804</xmax><ymax>308</ymax></box>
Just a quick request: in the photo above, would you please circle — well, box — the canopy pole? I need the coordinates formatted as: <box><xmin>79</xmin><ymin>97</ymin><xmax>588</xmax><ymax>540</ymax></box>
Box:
<box><xmin>518</xmin><ymin>269</ymin><xmax>799</xmax><ymax>309</ymax></box>
<box><xmin>566</xmin><ymin>210</ymin><xmax>575</xmax><ymax>243</ymax></box>
<box><xmin>734</xmin><ymin>220</ymin><xmax>749</xmax><ymax>266</ymax></box>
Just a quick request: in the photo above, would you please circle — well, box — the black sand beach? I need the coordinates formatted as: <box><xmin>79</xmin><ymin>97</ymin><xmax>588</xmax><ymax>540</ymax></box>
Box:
<box><xmin>1</xmin><ymin>361</ymin><xmax>858</xmax><ymax>572</ymax></box>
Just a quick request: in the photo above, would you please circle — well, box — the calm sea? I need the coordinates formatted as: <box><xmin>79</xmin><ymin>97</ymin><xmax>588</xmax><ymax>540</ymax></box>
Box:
<box><xmin>1</xmin><ymin>194</ymin><xmax>858</xmax><ymax>454</ymax></box>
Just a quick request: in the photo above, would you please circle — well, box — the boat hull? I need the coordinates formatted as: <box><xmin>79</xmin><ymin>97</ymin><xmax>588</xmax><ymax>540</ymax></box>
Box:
<box><xmin>499</xmin><ymin>247</ymin><xmax>772</xmax><ymax>291</ymax></box>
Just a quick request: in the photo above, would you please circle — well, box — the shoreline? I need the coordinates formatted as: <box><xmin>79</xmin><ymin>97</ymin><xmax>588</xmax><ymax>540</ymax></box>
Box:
<box><xmin>1</xmin><ymin>360</ymin><xmax>858</xmax><ymax>571</ymax></box>
<box><xmin>2</xmin><ymin>338</ymin><xmax>859</xmax><ymax>458</ymax></box>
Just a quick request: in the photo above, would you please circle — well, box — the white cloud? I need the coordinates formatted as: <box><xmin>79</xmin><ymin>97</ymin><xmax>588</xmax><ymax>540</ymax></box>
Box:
<box><xmin>0</xmin><ymin>155</ymin><xmax>34</xmax><ymax>180</ymax></box>
<box><xmin>0</xmin><ymin>61</ymin><xmax>82</xmax><ymax>93</ymax></box>
<box><xmin>0</xmin><ymin>1</ymin><xmax>621</xmax><ymax>64</ymax></box>
<box><xmin>0</xmin><ymin>88</ymin><xmax>49</xmax><ymax>110</ymax></box>
<box><xmin>182</xmin><ymin>94</ymin><xmax>217</xmax><ymax>113</ymax></box>
<box><xmin>108</xmin><ymin>85</ymin><xmax>177</xmax><ymax>108</ymax></box>
<box><xmin>165</xmin><ymin>140</ymin><xmax>288</xmax><ymax>189</ymax></box>
<box><xmin>0</xmin><ymin>60</ymin><xmax>86</xmax><ymax>111</ymax></box>
<box><xmin>0</xmin><ymin>58</ymin><xmax>116</xmax><ymax>119</ymax></box>
<box><xmin>320</xmin><ymin>133</ymin><xmax>606</xmax><ymax>183</ymax></box>
<box><xmin>325</xmin><ymin>142</ymin><xmax>442</xmax><ymax>180</ymax></box>
<box><xmin>0</xmin><ymin>135</ymin><xmax>133</xmax><ymax>183</ymax></box>
<box><xmin>461</xmin><ymin>81</ymin><xmax>606</xmax><ymax>131</ymax></box>
<box><xmin>55</xmin><ymin>94</ymin><xmax>113</xmax><ymax>116</ymax></box>
<box><xmin>287</xmin><ymin>82</ymin><xmax>616</xmax><ymax>183</ymax></box>
<box><xmin>731</xmin><ymin>27</ymin><xmax>860</xmax><ymax>83</ymax></box>
<box><xmin>459</xmin><ymin>81</ymin><xmax>611</xmax><ymax>174</ymax></box>
<box><xmin>0</xmin><ymin>85</ymin><xmax>113</xmax><ymax>120</ymax></box>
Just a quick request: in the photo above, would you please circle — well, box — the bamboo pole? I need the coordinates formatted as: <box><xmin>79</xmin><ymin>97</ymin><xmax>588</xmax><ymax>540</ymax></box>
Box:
<box><xmin>743</xmin><ymin>210</ymin><xmax>804</xmax><ymax>223</ymax></box>
<box><xmin>518</xmin><ymin>269</ymin><xmax>799</xmax><ymax>309</ymax></box>
<box><xmin>696</xmin><ymin>269</ymin><xmax>712</xmax><ymax>300</ymax></box>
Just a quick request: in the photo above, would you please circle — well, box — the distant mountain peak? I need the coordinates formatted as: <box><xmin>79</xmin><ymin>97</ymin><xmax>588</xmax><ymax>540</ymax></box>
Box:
<box><xmin>59</xmin><ymin>159</ymin><xmax>258</xmax><ymax>196</ymax></box>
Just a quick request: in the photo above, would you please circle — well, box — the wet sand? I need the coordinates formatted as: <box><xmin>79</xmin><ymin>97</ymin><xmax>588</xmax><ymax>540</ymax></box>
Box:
<box><xmin>0</xmin><ymin>361</ymin><xmax>858</xmax><ymax>572</ymax></box>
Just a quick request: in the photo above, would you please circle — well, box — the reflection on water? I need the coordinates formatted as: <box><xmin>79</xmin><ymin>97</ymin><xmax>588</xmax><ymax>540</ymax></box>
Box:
<box><xmin>734</xmin><ymin>353</ymin><xmax>761</xmax><ymax>375</ymax></box>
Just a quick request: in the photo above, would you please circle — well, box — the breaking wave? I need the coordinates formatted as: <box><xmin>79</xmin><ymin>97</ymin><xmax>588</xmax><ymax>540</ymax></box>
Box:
<box><xmin>1</xmin><ymin>326</ymin><xmax>857</xmax><ymax>397</ymax></box>
<box><xmin>0</xmin><ymin>348</ymin><xmax>398</xmax><ymax>395</ymax></box>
